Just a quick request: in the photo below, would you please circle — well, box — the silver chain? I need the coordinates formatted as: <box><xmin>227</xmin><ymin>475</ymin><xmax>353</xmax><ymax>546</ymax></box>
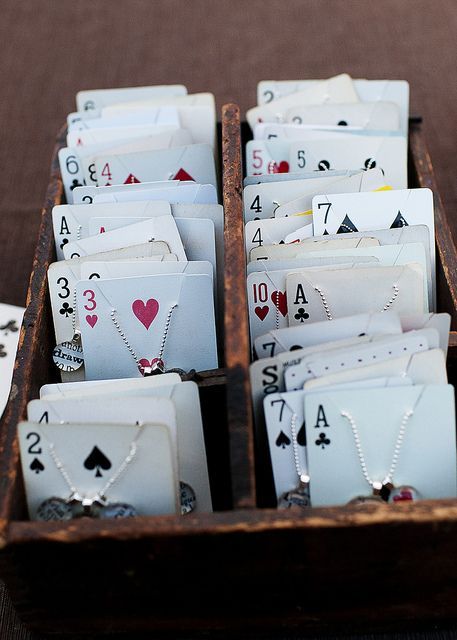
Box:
<box><xmin>314</xmin><ymin>284</ymin><xmax>400</xmax><ymax>321</ymax></box>
<box><xmin>273</xmin><ymin>290</ymin><xmax>280</xmax><ymax>330</ymax></box>
<box><xmin>71</xmin><ymin>289</ymin><xmax>78</xmax><ymax>336</ymax></box>
<box><xmin>290</xmin><ymin>413</ymin><xmax>310</xmax><ymax>484</ymax></box>
<box><xmin>341</xmin><ymin>408</ymin><xmax>414</xmax><ymax>492</ymax></box>
<box><xmin>110</xmin><ymin>304</ymin><xmax>177</xmax><ymax>367</ymax></box>
<box><xmin>48</xmin><ymin>424</ymin><xmax>143</xmax><ymax>501</ymax></box>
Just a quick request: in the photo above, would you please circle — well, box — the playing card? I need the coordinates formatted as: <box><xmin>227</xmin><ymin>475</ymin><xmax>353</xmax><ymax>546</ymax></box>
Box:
<box><xmin>286</xmin><ymin>264</ymin><xmax>425</xmax><ymax>326</ymax></box>
<box><xmin>243</xmin><ymin>169</ymin><xmax>356</xmax><ymax>187</ymax></box>
<box><xmin>100</xmin><ymin>92</ymin><xmax>215</xmax><ymax>116</ymax></box>
<box><xmin>263</xmin><ymin>389</ymin><xmax>308</xmax><ymax>505</ymax></box>
<box><xmin>288</xmin><ymin>134</ymin><xmax>407</xmax><ymax>189</ymax></box>
<box><xmin>253</xmin><ymin>311</ymin><xmax>403</xmax><ymax>359</ymax></box>
<box><xmin>273</xmin><ymin>169</ymin><xmax>388</xmax><ymax>219</ymax></box>
<box><xmin>19</xmin><ymin>421</ymin><xmax>179</xmax><ymax>519</ymax></box>
<box><xmin>401</xmin><ymin>313</ymin><xmax>450</xmax><ymax>355</ymax></box>
<box><xmin>312</xmin><ymin>188</ymin><xmax>435</xmax><ymax>283</ymax></box>
<box><xmin>89</xmin><ymin>217</ymin><xmax>216</xmax><ymax>284</ymax></box>
<box><xmin>257</xmin><ymin>79</ymin><xmax>409</xmax><ymax>135</ymax></box>
<box><xmin>49</xmin><ymin>246</ymin><xmax>175</xmax><ymax>346</ymax></box>
<box><xmin>80</xmin><ymin>259</ymin><xmax>212</xmax><ymax>281</ymax></box>
<box><xmin>284</xmin><ymin>329</ymin><xmax>437</xmax><ymax>391</ymax></box>
<box><xmin>94</xmin><ymin>143</ymin><xmax>217</xmax><ymax>189</ymax></box>
<box><xmin>304</xmin><ymin>348</ymin><xmax>447</xmax><ymax>392</ymax></box>
<box><xmin>40</xmin><ymin>373</ymin><xmax>182</xmax><ymax>397</ymax></box>
<box><xmin>63</xmin><ymin>217</ymin><xmax>186</xmax><ymax>261</ymax></box>
<box><xmin>68</xmin><ymin>107</ymin><xmax>180</xmax><ymax>132</ymax></box>
<box><xmin>33</xmin><ymin>378</ymin><xmax>211</xmax><ymax>512</ymax></box>
<box><xmin>304</xmin><ymin>385</ymin><xmax>456</xmax><ymax>506</ymax></box>
<box><xmin>247</xmin><ymin>260</ymin><xmax>380</xmax><ymax>348</ymax></box>
<box><xmin>27</xmin><ymin>395</ymin><xmax>178</xmax><ymax>457</ymax></box>
<box><xmin>287</xmin><ymin>243</ymin><xmax>430</xmax><ymax>309</ymax></box>
<box><xmin>53</xmin><ymin>200</ymin><xmax>168</xmax><ymax>259</ymax></box>
<box><xmin>249</xmin><ymin>236</ymin><xmax>380</xmax><ymax>262</ymax></box>
<box><xmin>243</xmin><ymin>170</ymin><xmax>379</xmax><ymax>222</ymax></box>
<box><xmin>67</xmin><ymin>123</ymin><xmax>181</xmax><ymax>148</ymax></box>
<box><xmin>76</xmin><ymin>84</ymin><xmax>187</xmax><ymax>113</ymax></box>
<box><xmin>79</xmin><ymin>183</ymin><xmax>218</xmax><ymax>206</ymax></box>
<box><xmin>0</xmin><ymin>303</ymin><xmax>25</xmax><ymax>418</ymax></box>
<box><xmin>247</xmin><ymin>252</ymin><xmax>379</xmax><ymax>274</ymax></box>
<box><xmin>245</xmin><ymin>139</ymin><xmax>292</xmax><ymax>176</ymax></box>
<box><xmin>247</xmin><ymin>74</ymin><xmax>359</xmax><ymax>129</ymax></box>
<box><xmin>76</xmin><ymin>273</ymin><xmax>217</xmax><ymax>379</ymax></box>
<box><xmin>59</xmin><ymin>130</ymin><xmax>193</xmax><ymax>203</ymax></box>
<box><xmin>284</xmin><ymin>102</ymin><xmax>401</xmax><ymax>130</ymax></box>
<box><xmin>245</xmin><ymin>217</ymin><xmax>313</xmax><ymax>255</ymax></box>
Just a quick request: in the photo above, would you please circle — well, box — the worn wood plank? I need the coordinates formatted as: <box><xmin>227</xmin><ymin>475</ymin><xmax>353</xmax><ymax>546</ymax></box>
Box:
<box><xmin>222</xmin><ymin>103</ymin><xmax>256</xmax><ymax>509</ymax></box>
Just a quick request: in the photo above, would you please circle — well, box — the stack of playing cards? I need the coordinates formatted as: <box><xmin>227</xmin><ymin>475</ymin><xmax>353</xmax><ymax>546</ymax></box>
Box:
<box><xmin>19</xmin><ymin>373</ymin><xmax>212</xmax><ymax>519</ymax></box>
<box><xmin>246</xmin><ymin>73</ymin><xmax>408</xmax><ymax>188</ymax></box>
<box><xmin>50</xmin><ymin>84</ymin><xmax>221</xmax><ymax>383</ymax></box>
<box><xmin>19</xmin><ymin>84</ymin><xmax>221</xmax><ymax>520</ymax></box>
<box><xmin>0</xmin><ymin>303</ymin><xmax>25</xmax><ymax>419</ymax></box>
<box><xmin>246</xmin><ymin>75</ymin><xmax>457</xmax><ymax>507</ymax></box>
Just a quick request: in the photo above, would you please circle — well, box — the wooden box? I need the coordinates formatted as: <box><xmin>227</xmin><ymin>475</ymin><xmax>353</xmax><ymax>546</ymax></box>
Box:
<box><xmin>0</xmin><ymin>104</ymin><xmax>457</xmax><ymax>636</ymax></box>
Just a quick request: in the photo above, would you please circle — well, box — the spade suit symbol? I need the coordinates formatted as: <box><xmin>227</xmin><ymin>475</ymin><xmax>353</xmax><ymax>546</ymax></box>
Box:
<box><xmin>275</xmin><ymin>431</ymin><xmax>291</xmax><ymax>449</ymax></box>
<box><xmin>30</xmin><ymin>458</ymin><xmax>45</xmax><ymax>474</ymax></box>
<box><xmin>297</xmin><ymin>422</ymin><xmax>307</xmax><ymax>446</ymax></box>
<box><xmin>84</xmin><ymin>446</ymin><xmax>112</xmax><ymax>477</ymax></box>
<box><xmin>337</xmin><ymin>214</ymin><xmax>358</xmax><ymax>234</ymax></box>
<box><xmin>390</xmin><ymin>211</ymin><xmax>409</xmax><ymax>228</ymax></box>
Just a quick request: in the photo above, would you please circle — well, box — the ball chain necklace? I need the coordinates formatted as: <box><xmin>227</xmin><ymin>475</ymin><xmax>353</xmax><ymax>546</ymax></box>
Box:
<box><xmin>111</xmin><ymin>303</ymin><xmax>178</xmax><ymax>376</ymax></box>
<box><xmin>314</xmin><ymin>284</ymin><xmax>399</xmax><ymax>321</ymax></box>
<box><xmin>37</xmin><ymin>425</ymin><xmax>145</xmax><ymax>521</ymax></box>
<box><xmin>278</xmin><ymin>413</ymin><xmax>311</xmax><ymax>509</ymax></box>
<box><xmin>341</xmin><ymin>408</ymin><xmax>420</xmax><ymax>504</ymax></box>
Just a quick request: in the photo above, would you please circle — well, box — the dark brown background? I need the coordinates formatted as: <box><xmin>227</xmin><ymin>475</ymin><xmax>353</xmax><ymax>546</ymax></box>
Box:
<box><xmin>0</xmin><ymin>0</ymin><xmax>456</xmax><ymax>636</ymax></box>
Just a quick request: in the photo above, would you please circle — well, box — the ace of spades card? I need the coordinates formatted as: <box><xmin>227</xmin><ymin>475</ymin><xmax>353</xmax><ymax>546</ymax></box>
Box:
<box><xmin>18</xmin><ymin>421</ymin><xmax>179</xmax><ymax>519</ymax></box>
<box><xmin>76</xmin><ymin>273</ymin><xmax>217</xmax><ymax>380</ymax></box>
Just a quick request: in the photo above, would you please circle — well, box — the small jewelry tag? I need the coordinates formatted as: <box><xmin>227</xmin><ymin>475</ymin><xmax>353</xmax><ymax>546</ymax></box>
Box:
<box><xmin>53</xmin><ymin>334</ymin><xmax>84</xmax><ymax>372</ymax></box>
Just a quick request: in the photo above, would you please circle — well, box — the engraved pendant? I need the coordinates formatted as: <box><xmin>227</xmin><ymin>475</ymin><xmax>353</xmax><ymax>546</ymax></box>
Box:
<box><xmin>53</xmin><ymin>333</ymin><xmax>84</xmax><ymax>372</ymax></box>
<box><xmin>98</xmin><ymin>502</ymin><xmax>138</xmax><ymax>518</ymax></box>
<box><xmin>36</xmin><ymin>497</ymin><xmax>75</xmax><ymax>521</ymax></box>
<box><xmin>180</xmin><ymin>481</ymin><xmax>196</xmax><ymax>515</ymax></box>
<box><xmin>278</xmin><ymin>478</ymin><xmax>310</xmax><ymax>510</ymax></box>
<box><xmin>388</xmin><ymin>485</ymin><xmax>421</xmax><ymax>503</ymax></box>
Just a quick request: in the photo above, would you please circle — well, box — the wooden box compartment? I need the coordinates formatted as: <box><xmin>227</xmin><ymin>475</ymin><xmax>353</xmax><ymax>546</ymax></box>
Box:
<box><xmin>0</xmin><ymin>104</ymin><xmax>457</xmax><ymax>636</ymax></box>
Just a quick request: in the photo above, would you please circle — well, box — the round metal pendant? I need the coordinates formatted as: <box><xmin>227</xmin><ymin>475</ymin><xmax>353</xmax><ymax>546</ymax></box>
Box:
<box><xmin>347</xmin><ymin>495</ymin><xmax>385</xmax><ymax>505</ymax></box>
<box><xmin>36</xmin><ymin>497</ymin><xmax>74</xmax><ymax>521</ymax></box>
<box><xmin>278</xmin><ymin>480</ymin><xmax>310</xmax><ymax>510</ymax></box>
<box><xmin>53</xmin><ymin>338</ymin><xmax>84</xmax><ymax>372</ymax></box>
<box><xmin>388</xmin><ymin>485</ymin><xmax>421</xmax><ymax>503</ymax></box>
<box><xmin>98</xmin><ymin>502</ymin><xmax>138</xmax><ymax>519</ymax></box>
<box><xmin>180</xmin><ymin>481</ymin><xmax>196</xmax><ymax>515</ymax></box>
